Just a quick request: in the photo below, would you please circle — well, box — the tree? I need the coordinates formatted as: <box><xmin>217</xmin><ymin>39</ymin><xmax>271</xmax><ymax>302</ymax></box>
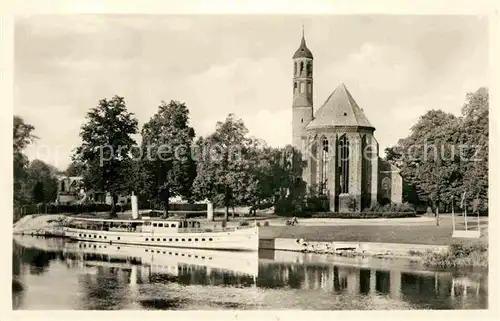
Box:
<box><xmin>13</xmin><ymin>116</ymin><xmax>37</xmax><ymax>209</ymax></box>
<box><xmin>65</xmin><ymin>160</ymin><xmax>86</xmax><ymax>177</ymax></box>
<box><xmin>192</xmin><ymin>114</ymin><xmax>252</xmax><ymax>220</ymax></box>
<box><xmin>73</xmin><ymin>96</ymin><xmax>138</xmax><ymax>216</ymax></box>
<box><xmin>460</xmin><ymin>87</ymin><xmax>488</xmax><ymax>212</ymax></box>
<box><xmin>385</xmin><ymin>110</ymin><xmax>461</xmax><ymax>214</ymax></box>
<box><xmin>138</xmin><ymin>100</ymin><xmax>196</xmax><ymax>215</ymax></box>
<box><xmin>269</xmin><ymin>145</ymin><xmax>307</xmax><ymax>214</ymax></box>
<box><xmin>26</xmin><ymin>159</ymin><xmax>59</xmax><ymax>204</ymax></box>
<box><xmin>384</xmin><ymin>87</ymin><xmax>489</xmax><ymax>214</ymax></box>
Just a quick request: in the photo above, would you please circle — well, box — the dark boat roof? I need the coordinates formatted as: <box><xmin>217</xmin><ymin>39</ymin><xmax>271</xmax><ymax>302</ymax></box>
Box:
<box><xmin>69</xmin><ymin>217</ymin><xmax>195</xmax><ymax>223</ymax></box>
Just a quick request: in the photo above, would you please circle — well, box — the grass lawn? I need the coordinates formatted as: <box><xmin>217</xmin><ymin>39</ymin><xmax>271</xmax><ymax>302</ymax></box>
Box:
<box><xmin>259</xmin><ymin>217</ymin><xmax>488</xmax><ymax>246</ymax></box>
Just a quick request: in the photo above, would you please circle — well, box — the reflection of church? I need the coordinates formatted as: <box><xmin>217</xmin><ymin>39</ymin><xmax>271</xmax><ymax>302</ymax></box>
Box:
<box><xmin>290</xmin><ymin>32</ymin><xmax>402</xmax><ymax>212</ymax></box>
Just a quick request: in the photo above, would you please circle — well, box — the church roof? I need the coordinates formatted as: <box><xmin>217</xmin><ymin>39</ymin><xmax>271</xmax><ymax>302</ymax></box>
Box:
<box><xmin>293</xmin><ymin>35</ymin><xmax>313</xmax><ymax>59</ymax></box>
<box><xmin>306</xmin><ymin>83</ymin><xmax>374</xmax><ymax>130</ymax></box>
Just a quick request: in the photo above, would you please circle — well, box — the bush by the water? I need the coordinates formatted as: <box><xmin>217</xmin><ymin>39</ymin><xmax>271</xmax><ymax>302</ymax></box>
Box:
<box><xmin>423</xmin><ymin>243</ymin><xmax>488</xmax><ymax>268</ymax></box>
<box><xmin>311</xmin><ymin>212</ymin><xmax>417</xmax><ymax>219</ymax></box>
<box><xmin>239</xmin><ymin>220</ymin><xmax>249</xmax><ymax>226</ymax></box>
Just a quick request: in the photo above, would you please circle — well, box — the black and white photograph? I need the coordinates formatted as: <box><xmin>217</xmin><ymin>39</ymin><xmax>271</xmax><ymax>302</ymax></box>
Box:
<box><xmin>3</xmin><ymin>0</ymin><xmax>497</xmax><ymax>316</ymax></box>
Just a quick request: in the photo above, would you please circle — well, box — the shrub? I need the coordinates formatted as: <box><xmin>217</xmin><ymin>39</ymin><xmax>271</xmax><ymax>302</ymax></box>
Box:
<box><xmin>311</xmin><ymin>212</ymin><xmax>416</xmax><ymax>219</ymax></box>
<box><xmin>256</xmin><ymin>222</ymin><xmax>261</xmax><ymax>227</ymax></box>
<box><xmin>347</xmin><ymin>196</ymin><xmax>358</xmax><ymax>212</ymax></box>
<box><xmin>304</xmin><ymin>194</ymin><xmax>329</xmax><ymax>212</ymax></box>
<box><xmin>263</xmin><ymin>221</ymin><xmax>270</xmax><ymax>227</ymax></box>
<box><xmin>221</xmin><ymin>220</ymin><xmax>227</xmax><ymax>228</ymax></box>
<box><xmin>363</xmin><ymin>202</ymin><xmax>415</xmax><ymax>213</ymax></box>
<box><xmin>423</xmin><ymin>243</ymin><xmax>488</xmax><ymax>268</ymax></box>
<box><xmin>239</xmin><ymin>221</ymin><xmax>249</xmax><ymax>226</ymax></box>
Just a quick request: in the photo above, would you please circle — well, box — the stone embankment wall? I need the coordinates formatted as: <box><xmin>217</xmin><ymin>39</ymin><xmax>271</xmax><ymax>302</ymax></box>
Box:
<box><xmin>260</xmin><ymin>238</ymin><xmax>448</xmax><ymax>257</ymax></box>
<box><xmin>13</xmin><ymin>214</ymin><xmax>67</xmax><ymax>236</ymax></box>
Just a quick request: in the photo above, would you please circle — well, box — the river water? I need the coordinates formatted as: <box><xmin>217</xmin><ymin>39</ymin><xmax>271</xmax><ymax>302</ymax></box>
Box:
<box><xmin>12</xmin><ymin>236</ymin><xmax>487</xmax><ymax>310</ymax></box>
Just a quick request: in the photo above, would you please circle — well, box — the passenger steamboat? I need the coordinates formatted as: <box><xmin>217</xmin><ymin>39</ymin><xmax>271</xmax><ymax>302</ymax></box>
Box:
<box><xmin>63</xmin><ymin>216</ymin><xmax>259</xmax><ymax>251</ymax></box>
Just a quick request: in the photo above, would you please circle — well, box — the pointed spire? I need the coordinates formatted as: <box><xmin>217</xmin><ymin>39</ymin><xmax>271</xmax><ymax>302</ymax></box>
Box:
<box><xmin>293</xmin><ymin>25</ymin><xmax>313</xmax><ymax>59</ymax></box>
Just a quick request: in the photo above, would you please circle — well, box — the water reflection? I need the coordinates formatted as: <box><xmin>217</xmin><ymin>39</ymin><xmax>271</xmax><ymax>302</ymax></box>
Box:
<box><xmin>12</xmin><ymin>236</ymin><xmax>487</xmax><ymax>310</ymax></box>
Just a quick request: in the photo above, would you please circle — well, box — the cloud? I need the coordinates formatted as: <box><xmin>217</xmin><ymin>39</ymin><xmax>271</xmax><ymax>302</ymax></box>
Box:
<box><xmin>16</xmin><ymin>15</ymin><xmax>110</xmax><ymax>36</ymax></box>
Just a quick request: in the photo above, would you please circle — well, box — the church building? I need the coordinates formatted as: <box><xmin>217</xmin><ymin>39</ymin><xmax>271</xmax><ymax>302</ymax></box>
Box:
<box><xmin>291</xmin><ymin>32</ymin><xmax>403</xmax><ymax>212</ymax></box>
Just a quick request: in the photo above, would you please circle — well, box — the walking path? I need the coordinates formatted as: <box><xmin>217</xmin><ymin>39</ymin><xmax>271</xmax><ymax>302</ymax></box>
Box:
<box><xmin>265</xmin><ymin>216</ymin><xmax>436</xmax><ymax>226</ymax></box>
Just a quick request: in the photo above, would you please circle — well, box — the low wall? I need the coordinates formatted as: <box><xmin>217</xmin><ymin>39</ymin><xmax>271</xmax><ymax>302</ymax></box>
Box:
<box><xmin>259</xmin><ymin>238</ymin><xmax>449</xmax><ymax>256</ymax></box>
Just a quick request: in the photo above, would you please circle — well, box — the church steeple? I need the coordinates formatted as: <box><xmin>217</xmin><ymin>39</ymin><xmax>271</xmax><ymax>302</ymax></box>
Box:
<box><xmin>291</xmin><ymin>28</ymin><xmax>314</xmax><ymax>151</ymax></box>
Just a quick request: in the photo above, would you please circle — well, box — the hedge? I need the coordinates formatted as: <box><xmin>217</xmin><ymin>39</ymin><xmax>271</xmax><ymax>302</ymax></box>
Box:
<box><xmin>311</xmin><ymin>212</ymin><xmax>418</xmax><ymax>219</ymax></box>
<box><xmin>17</xmin><ymin>202</ymin><xmax>208</xmax><ymax>216</ymax></box>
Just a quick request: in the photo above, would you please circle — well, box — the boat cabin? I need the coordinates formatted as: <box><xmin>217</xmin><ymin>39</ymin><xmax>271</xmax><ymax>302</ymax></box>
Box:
<box><xmin>66</xmin><ymin>217</ymin><xmax>202</xmax><ymax>233</ymax></box>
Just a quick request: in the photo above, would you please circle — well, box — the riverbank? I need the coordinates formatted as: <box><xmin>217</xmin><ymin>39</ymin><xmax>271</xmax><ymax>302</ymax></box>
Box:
<box><xmin>13</xmin><ymin>214</ymin><xmax>488</xmax><ymax>268</ymax></box>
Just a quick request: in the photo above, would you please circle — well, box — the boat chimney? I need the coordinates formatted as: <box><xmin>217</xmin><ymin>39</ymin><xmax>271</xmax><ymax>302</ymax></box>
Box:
<box><xmin>131</xmin><ymin>192</ymin><xmax>139</xmax><ymax>219</ymax></box>
<box><xmin>207</xmin><ymin>201</ymin><xmax>214</xmax><ymax>221</ymax></box>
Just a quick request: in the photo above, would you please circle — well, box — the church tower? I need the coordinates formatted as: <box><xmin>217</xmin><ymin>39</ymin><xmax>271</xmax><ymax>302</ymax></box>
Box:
<box><xmin>292</xmin><ymin>28</ymin><xmax>314</xmax><ymax>151</ymax></box>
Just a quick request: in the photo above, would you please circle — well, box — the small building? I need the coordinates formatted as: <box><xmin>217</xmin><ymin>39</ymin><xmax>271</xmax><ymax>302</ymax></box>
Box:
<box><xmin>56</xmin><ymin>175</ymin><xmax>85</xmax><ymax>205</ymax></box>
<box><xmin>56</xmin><ymin>175</ymin><xmax>129</xmax><ymax>206</ymax></box>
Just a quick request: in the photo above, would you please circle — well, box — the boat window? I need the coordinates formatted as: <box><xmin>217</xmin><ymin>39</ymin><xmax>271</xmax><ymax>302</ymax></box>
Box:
<box><xmin>171</xmin><ymin>224</ymin><xmax>176</xmax><ymax>228</ymax></box>
<box><xmin>158</xmin><ymin>223</ymin><xmax>163</xmax><ymax>227</ymax></box>
<box><xmin>163</xmin><ymin>238</ymin><xmax>166</xmax><ymax>241</ymax></box>
<box><xmin>209</xmin><ymin>238</ymin><xmax>213</xmax><ymax>241</ymax></box>
<box><xmin>146</xmin><ymin>238</ymin><xmax>149</xmax><ymax>241</ymax></box>
<box><xmin>144</xmin><ymin>222</ymin><xmax>151</xmax><ymax>226</ymax></box>
<box><xmin>188</xmin><ymin>238</ymin><xmax>192</xmax><ymax>241</ymax></box>
<box><xmin>182</xmin><ymin>238</ymin><xmax>185</xmax><ymax>242</ymax></box>
<box><xmin>104</xmin><ymin>236</ymin><xmax>107</xmax><ymax>239</ymax></box>
<box><xmin>195</xmin><ymin>238</ymin><xmax>198</xmax><ymax>241</ymax></box>
<box><xmin>117</xmin><ymin>237</ymin><xmax>121</xmax><ymax>240</ymax></box>
<box><xmin>175</xmin><ymin>238</ymin><xmax>178</xmax><ymax>241</ymax></box>
<box><xmin>153</xmin><ymin>223</ymin><xmax>157</xmax><ymax>227</ymax></box>
<box><xmin>202</xmin><ymin>238</ymin><xmax>205</xmax><ymax>241</ymax></box>
<box><xmin>157</xmin><ymin>238</ymin><xmax>160</xmax><ymax>241</ymax></box>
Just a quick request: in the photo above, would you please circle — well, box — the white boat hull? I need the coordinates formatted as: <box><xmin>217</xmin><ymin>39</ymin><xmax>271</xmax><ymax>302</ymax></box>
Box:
<box><xmin>63</xmin><ymin>225</ymin><xmax>259</xmax><ymax>252</ymax></box>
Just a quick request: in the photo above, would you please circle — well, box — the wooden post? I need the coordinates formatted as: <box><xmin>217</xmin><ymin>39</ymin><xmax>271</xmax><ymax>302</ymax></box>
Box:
<box><xmin>451</xmin><ymin>200</ymin><xmax>455</xmax><ymax>231</ymax></box>
<box><xmin>436</xmin><ymin>205</ymin><xmax>439</xmax><ymax>226</ymax></box>
<box><xmin>464</xmin><ymin>206</ymin><xmax>468</xmax><ymax>231</ymax></box>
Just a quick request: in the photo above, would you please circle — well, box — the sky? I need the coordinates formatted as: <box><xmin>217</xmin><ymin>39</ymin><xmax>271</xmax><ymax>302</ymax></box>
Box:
<box><xmin>14</xmin><ymin>14</ymin><xmax>489</xmax><ymax>171</ymax></box>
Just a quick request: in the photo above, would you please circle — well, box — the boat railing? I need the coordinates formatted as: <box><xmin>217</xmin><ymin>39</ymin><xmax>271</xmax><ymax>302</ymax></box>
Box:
<box><xmin>177</xmin><ymin>225</ymin><xmax>254</xmax><ymax>234</ymax></box>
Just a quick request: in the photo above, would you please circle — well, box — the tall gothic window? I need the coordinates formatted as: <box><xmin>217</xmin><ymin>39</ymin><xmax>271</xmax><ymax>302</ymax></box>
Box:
<box><xmin>294</xmin><ymin>82</ymin><xmax>297</xmax><ymax>93</ymax></box>
<box><xmin>300</xmin><ymin>61</ymin><xmax>304</xmax><ymax>75</ymax></box>
<box><xmin>307</xmin><ymin>62</ymin><xmax>313</xmax><ymax>77</ymax></box>
<box><xmin>294</xmin><ymin>62</ymin><xmax>297</xmax><ymax>76</ymax></box>
<box><xmin>321</xmin><ymin>137</ymin><xmax>329</xmax><ymax>194</ymax></box>
<box><xmin>338</xmin><ymin>135</ymin><xmax>349</xmax><ymax>194</ymax></box>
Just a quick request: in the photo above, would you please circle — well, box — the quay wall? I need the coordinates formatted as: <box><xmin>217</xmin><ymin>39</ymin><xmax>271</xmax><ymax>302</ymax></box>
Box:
<box><xmin>259</xmin><ymin>238</ymin><xmax>449</xmax><ymax>256</ymax></box>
